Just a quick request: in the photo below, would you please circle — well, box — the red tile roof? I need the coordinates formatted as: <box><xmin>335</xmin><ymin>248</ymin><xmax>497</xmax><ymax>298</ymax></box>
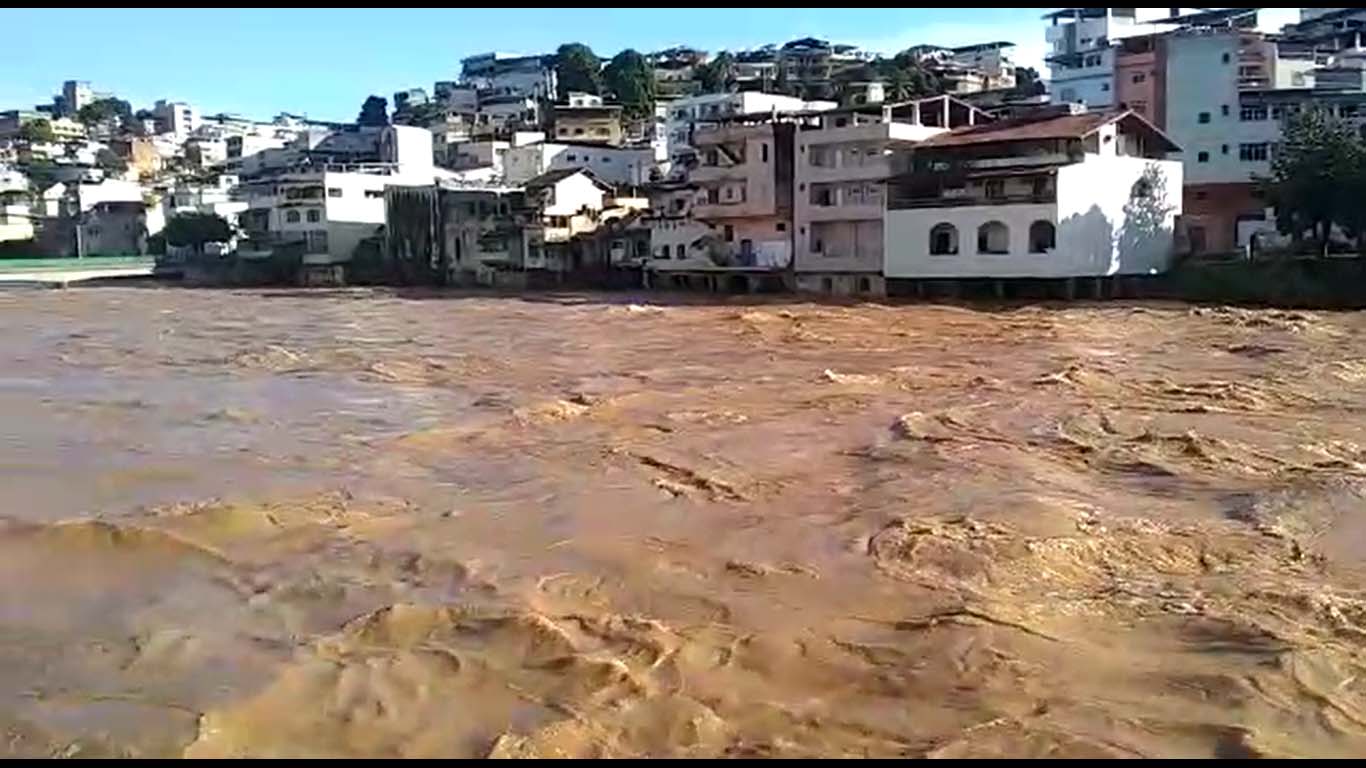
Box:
<box><xmin>916</xmin><ymin>109</ymin><xmax>1180</xmax><ymax>152</ymax></box>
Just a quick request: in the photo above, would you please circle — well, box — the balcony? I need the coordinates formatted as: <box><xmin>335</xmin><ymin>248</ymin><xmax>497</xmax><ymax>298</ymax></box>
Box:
<box><xmin>805</xmin><ymin>202</ymin><xmax>882</xmax><ymax>221</ymax></box>
<box><xmin>888</xmin><ymin>192</ymin><xmax>1055</xmax><ymax>210</ymax></box>
<box><xmin>693</xmin><ymin>200</ymin><xmax>774</xmax><ymax>220</ymax></box>
<box><xmin>690</xmin><ymin>164</ymin><xmax>750</xmax><ymax>184</ymax></box>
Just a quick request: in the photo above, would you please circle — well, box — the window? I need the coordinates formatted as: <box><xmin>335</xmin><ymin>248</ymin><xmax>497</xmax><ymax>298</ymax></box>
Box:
<box><xmin>1197</xmin><ymin>151</ymin><xmax>1210</xmax><ymax>162</ymax></box>
<box><xmin>858</xmin><ymin>277</ymin><xmax>871</xmax><ymax>293</ymax></box>
<box><xmin>1198</xmin><ymin>112</ymin><xmax>1210</xmax><ymax>124</ymax></box>
<box><xmin>724</xmin><ymin>224</ymin><xmax>733</xmax><ymax>242</ymax></box>
<box><xmin>600</xmin><ymin>156</ymin><xmax>611</xmax><ymax>163</ymax></box>
<box><xmin>929</xmin><ymin>223</ymin><xmax>958</xmax><ymax>255</ymax></box>
<box><xmin>327</xmin><ymin>187</ymin><xmax>342</xmax><ymax>198</ymax></box>
<box><xmin>1221</xmin><ymin>105</ymin><xmax>1230</xmax><ymax>117</ymax></box>
<box><xmin>306</xmin><ymin>209</ymin><xmax>320</xmax><ymax>223</ymax></box>
<box><xmin>1222</xmin><ymin>144</ymin><xmax>1229</xmax><ymax>155</ymax></box>
<box><xmin>984</xmin><ymin>179</ymin><xmax>1005</xmax><ymax>200</ymax></box>
<box><xmin>835</xmin><ymin>117</ymin><xmax>848</xmax><ymax>127</ymax></box>
<box><xmin>566</xmin><ymin>153</ymin><xmax>577</xmax><ymax>161</ymax></box>
<box><xmin>675</xmin><ymin>244</ymin><xmax>685</xmax><ymax>259</ymax></box>
<box><xmin>574</xmin><ymin>128</ymin><xmax>584</xmax><ymax>135</ymax></box>
<box><xmin>822</xmin><ymin>277</ymin><xmax>834</xmax><ymax>292</ymax></box>
<box><xmin>285</xmin><ymin>210</ymin><xmax>300</xmax><ymax>223</ymax></box>
<box><xmin>1239</xmin><ymin>142</ymin><xmax>1268</xmax><ymax>162</ymax></box>
<box><xmin>558</xmin><ymin>127</ymin><xmax>569</xmax><ymax>136</ymax></box>
<box><xmin>1222</xmin><ymin>52</ymin><xmax>1231</xmax><ymax>64</ymax></box>
<box><xmin>1271</xmin><ymin>105</ymin><xmax>1286</xmax><ymax>120</ymax></box>
<box><xmin>364</xmin><ymin>189</ymin><xmax>383</xmax><ymax>199</ymax></box>
<box><xmin>977</xmin><ymin>221</ymin><xmax>1009</xmax><ymax>254</ymax></box>
<box><xmin>1032</xmin><ymin>176</ymin><xmax>1049</xmax><ymax>199</ymax></box>
<box><xmin>1240</xmin><ymin>105</ymin><xmax>1268</xmax><ymax>121</ymax></box>
<box><xmin>813</xmin><ymin>237</ymin><xmax>823</xmax><ymax>253</ymax></box>
<box><xmin>1028</xmin><ymin>221</ymin><xmax>1055</xmax><ymax>254</ymax></box>
<box><xmin>776</xmin><ymin>222</ymin><xmax>786</xmax><ymax>232</ymax></box>
<box><xmin>761</xmin><ymin>143</ymin><xmax>768</xmax><ymax>163</ymax></box>
<box><xmin>1132</xmin><ymin>72</ymin><xmax>1146</xmax><ymax>84</ymax></box>
<box><xmin>1101</xmin><ymin>82</ymin><xmax>1110</xmax><ymax>92</ymax></box>
<box><xmin>595</xmin><ymin>127</ymin><xmax>608</xmax><ymax>136</ymax></box>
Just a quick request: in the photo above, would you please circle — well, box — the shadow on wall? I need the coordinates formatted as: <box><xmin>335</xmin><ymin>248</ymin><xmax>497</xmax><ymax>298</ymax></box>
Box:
<box><xmin>1057</xmin><ymin>204</ymin><xmax>1113</xmax><ymax>274</ymax></box>
<box><xmin>1115</xmin><ymin>163</ymin><xmax>1176</xmax><ymax>274</ymax></box>
<box><xmin>1057</xmin><ymin>163</ymin><xmax>1175</xmax><ymax>276</ymax></box>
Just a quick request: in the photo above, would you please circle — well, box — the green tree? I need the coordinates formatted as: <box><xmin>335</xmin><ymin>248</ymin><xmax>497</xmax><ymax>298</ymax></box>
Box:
<box><xmin>695</xmin><ymin>51</ymin><xmax>736</xmax><ymax>93</ymax></box>
<box><xmin>357</xmin><ymin>95</ymin><xmax>389</xmax><ymax>127</ymax></box>
<box><xmin>164</xmin><ymin>212</ymin><xmax>233</xmax><ymax>249</ymax></box>
<box><xmin>1260</xmin><ymin>108</ymin><xmax>1362</xmax><ymax>256</ymax></box>
<box><xmin>876</xmin><ymin>52</ymin><xmax>941</xmax><ymax>101</ymax></box>
<box><xmin>17</xmin><ymin>119</ymin><xmax>55</xmax><ymax>143</ymax></box>
<box><xmin>76</xmin><ymin>98</ymin><xmax>133</xmax><ymax>127</ymax></box>
<box><xmin>603</xmin><ymin>49</ymin><xmax>656</xmax><ymax>118</ymax></box>
<box><xmin>555</xmin><ymin>43</ymin><xmax>603</xmax><ymax>99</ymax></box>
<box><xmin>95</xmin><ymin>148</ymin><xmax>127</xmax><ymax>176</ymax></box>
<box><xmin>1009</xmin><ymin>67</ymin><xmax>1047</xmax><ymax>98</ymax></box>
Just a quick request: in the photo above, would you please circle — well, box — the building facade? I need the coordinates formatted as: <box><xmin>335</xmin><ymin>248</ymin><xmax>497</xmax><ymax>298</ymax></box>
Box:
<box><xmin>794</xmin><ymin>96</ymin><xmax>988</xmax><ymax>296</ymax></box>
<box><xmin>884</xmin><ymin>108</ymin><xmax>1184</xmax><ymax>282</ymax></box>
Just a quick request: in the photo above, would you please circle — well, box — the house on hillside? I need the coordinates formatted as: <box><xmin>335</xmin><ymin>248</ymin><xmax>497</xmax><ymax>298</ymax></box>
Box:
<box><xmin>883</xmin><ymin>105</ymin><xmax>1183</xmax><ymax>292</ymax></box>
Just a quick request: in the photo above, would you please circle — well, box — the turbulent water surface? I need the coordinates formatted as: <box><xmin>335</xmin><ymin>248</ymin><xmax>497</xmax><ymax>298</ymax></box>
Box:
<box><xmin>4</xmin><ymin>285</ymin><xmax>1366</xmax><ymax>757</ymax></box>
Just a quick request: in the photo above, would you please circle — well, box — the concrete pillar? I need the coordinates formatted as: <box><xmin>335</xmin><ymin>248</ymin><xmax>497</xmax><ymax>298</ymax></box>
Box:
<box><xmin>915</xmin><ymin>281</ymin><xmax>926</xmax><ymax>299</ymax></box>
<box><xmin>993</xmin><ymin>280</ymin><xmax>1005</xmax><ymax>299</ymax></box>
<box><xmin>1064</xmin><ymin>278</ymin><xmax>1076</xmax><ymax>301</ymax></box>
<box><xmin>1092</xmin><ymin>277</ymin><xmax>1104</xmax><ymax>300</ymax></box>
<box><xmin>911</xmin><ymin>101</ymin><xmax>921</xmax><ymax>126</ymax></box>
<box><xmin>942</xmin><ymin>97</ymin><xmax>950</xmax><ymax>128</ymax></box>
<box><xmin>747</xmin><ymin>275</ymin><xmax>758</xmax><ymax>294</ymax></box>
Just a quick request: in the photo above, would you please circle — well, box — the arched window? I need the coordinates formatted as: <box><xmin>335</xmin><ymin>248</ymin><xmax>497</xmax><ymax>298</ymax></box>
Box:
<box><xmin>285</xmin><ymin>210</ymin><xmax>300</xmax><ymax>223</ymax></box>
<box><xmin>977</xmin><ymin>221</ymin><xmax>1009</xmax><ymax>254</ymax></box>
<box><xmin>1029</xmin><ymin>220</ymin><xmax>1056</xmax><ymax>254</ymax></box>
<box><xmin>929</xmin><ymin>223</ymin><xmax>958</xmax><ymax>255</ymax></box>
<box><xmin>675</xmin><ymin>243</ymin><xmax>685</xmax><ymax>259</ymax></box>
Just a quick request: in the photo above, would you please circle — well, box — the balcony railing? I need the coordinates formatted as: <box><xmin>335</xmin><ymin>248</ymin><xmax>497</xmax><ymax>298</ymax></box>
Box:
<box><xmin>889</xmin><ymin>192</ymin><xmax>1055</xmax><ymax>210</ymax></box>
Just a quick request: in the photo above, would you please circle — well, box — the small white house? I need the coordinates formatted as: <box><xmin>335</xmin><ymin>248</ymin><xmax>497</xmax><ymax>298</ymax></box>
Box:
<box><xmin>884</xmin><ymin>107</ymin><xmax>1183</xmax><ymax>280</ymax></box>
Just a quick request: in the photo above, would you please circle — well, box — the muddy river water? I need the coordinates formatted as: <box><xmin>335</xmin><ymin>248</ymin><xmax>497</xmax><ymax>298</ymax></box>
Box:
<box><xmin>5</xmin><ymin>285</ymin><xmax>1366</xmax><ymax>757</ymax></box>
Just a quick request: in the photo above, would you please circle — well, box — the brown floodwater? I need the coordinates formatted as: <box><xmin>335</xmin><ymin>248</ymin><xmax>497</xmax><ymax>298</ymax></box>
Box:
<box><xmin>5</xmin><ymin>284</ymin><xmax>1366</xmax><ymax>757</ymax></box>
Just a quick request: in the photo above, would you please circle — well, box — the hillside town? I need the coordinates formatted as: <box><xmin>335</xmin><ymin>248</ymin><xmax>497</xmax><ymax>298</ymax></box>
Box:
<box><xmin>15</xmin><ymin>10</ymin><xmax>1366</xmax><ymax>760</ymax></box>
<box><xmin>3</xmin><ymin>8</ymin><xmax>1365</xmax><ymax>295</ymax></box>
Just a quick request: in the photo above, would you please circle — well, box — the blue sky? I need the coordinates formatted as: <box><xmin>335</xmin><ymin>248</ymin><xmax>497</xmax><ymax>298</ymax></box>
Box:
<box><xmin>0</xmin><ymin>7</ymin><xmax>1301</xmax><ymax>122</ymax></box>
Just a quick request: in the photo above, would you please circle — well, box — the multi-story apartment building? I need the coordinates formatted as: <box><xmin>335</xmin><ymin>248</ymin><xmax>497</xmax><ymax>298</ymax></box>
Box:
<box><xmin>504</xmin><ymin>141</ymin><xmax>661</xmax><ymax>187</ymax></box>
<box><xmin>661</xmin><ymin>92</ymin><xmax>835</xmax><ymax>168</ymax></box>
<box><xmin>460</xmin><ymin>52</ymin><xmax>557</xmax><ymax>101</ymax></box>
<box><xmin>234</xmin><ymin>126</ymin><xmax>446</xmax><ymax>284</ymax></box>
<box><xmin>1045</xmin><ymin>8</ymin><xmax>1208</xmax><ymax>108</ymax></box>
<box><xmin>550</xmin><ymin>94</ymin><xmax>624</xmax><ymax>146</ymax></box>
<box><xmin>884</xmin><ymin>106</ymin><xmax>1183</xmax><ymax>285</ymax></box>
<box><xmin>383</xmin><ymin>168</ymin><xmax>635</xmax><ymax>287</ymax></box>
<box><xmin>152</xmin><ymin>100</ymin><xmax>200</xmax><ymax>137</ymax></box>
<box><xmin>793</xmin><ymin>95</ymin><xmax>990</xmax><ymax>296</ymax></box>
<box><xmin>660</xmin><ymin>113</ymin><xmax>796</xmax><ymax>291</ymax></box>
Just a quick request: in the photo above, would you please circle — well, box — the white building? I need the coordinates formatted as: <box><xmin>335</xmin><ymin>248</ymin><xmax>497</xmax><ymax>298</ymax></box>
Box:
<box><xmin>152</xmin><ymin>99</ymin><xmax>201</xmax><ymax>137</ymax></box>
<box><xmin>884</xmin><ymin>107</ymin><xmax>1183</xmax><ymax>281</ymax></box>
<box><xmin>794</xmin><ymin>96</ymin><xmax>988</xmax><ymax>296</ymax></box>
<box><xmin>505</xmin><ymin>141</ymin><xmax>664</xmax><ymax>187</ymax></box>
<box><xmin>1045</xmin><ymin>8</ymin><xmax>1205</xmax><ymax>108</ymax></box>
<box><xmin>661</xmin><ymin>92</ymin><xmax>836</xmax><ymax>165</ymax></box>
<box><xmin>0</xmin><ymin>168</ymin><xmax>32</xmax><ymax>243</ymax></box>
<box><xmin>236</xmin><ymin>126</ymin><xmax>446</xmax><ymax>283</ymax></box>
